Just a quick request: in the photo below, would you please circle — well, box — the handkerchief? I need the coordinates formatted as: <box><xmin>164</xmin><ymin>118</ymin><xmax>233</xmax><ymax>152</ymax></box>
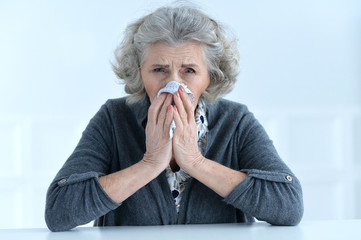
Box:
<box><xmin>157</xmin><ymin>81</ymin><xmax>194</xmax><ymax>139</ymax></box>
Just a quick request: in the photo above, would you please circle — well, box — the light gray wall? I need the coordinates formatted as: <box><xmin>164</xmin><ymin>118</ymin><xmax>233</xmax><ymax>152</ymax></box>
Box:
<box><xmin>0</xmin><ymin>0</ymin><xmax>360</xmax><ymax>228</ymax></box>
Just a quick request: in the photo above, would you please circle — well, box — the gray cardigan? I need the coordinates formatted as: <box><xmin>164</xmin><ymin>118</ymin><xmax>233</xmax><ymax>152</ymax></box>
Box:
<box><xmin>45</xmin><ymin>97</ymin><xmax>303</xmax><ymax>232</ymax></box>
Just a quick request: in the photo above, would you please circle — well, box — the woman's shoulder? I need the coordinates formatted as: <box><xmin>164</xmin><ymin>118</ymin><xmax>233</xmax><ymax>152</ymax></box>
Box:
<box><xmin>208</xmin><ymin>98</ymin><xmax>251</xmax><ymax>117</ymax></box>
<box><xmin>104</xmin><ymin>97</ymin><xmax>128</xmax><ymax>109</ymax></box>
<box><xmin>85</xmin><ymin>97</ymin><xmax>129</xmax><ymax>126</ymax></box>
<box><xmin>103</xmin><ymin>96</ymin><xmax>148</xmax><ymax>112</ymax></box>
<box><xmin>91</xmin><ymin>97</ymin><xmax>128</xmax><ymax>118</ymax></box>
<box><xmin>99</xmin><ymin>96</ymin><xmax>149</xmax><ymax>123</ymax></box>
<box><xmin>206</xmin><ymin>98</ymin><xmax>257</xmax><ymax>130</ymax></box>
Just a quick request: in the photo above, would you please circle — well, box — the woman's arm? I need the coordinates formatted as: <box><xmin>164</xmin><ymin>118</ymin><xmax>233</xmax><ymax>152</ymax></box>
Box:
<box><xmin>180</xmin><ymin>156</ymin><xmax>247</xmax><ymax>198</ymax></box>
<box><xmin>46</xmin><ymin>94</ymin><xmax>174</xmax><ymax>232</ymax></box>
<box><xmin>181</xmin><ymin>155</ymin><xmax>303</xmax><ymax>226</ymax></box>
<box><xmin>98</xmin><ymin>93</ymin><xmax>174</xmax><ymax>203</ymax></box>
<box><xmin>172</xmin><ymin>86</ymin><xmax>247</xmax><ymax>198</ymax></box>
<box><xmin>46</xmin><ymin>155</ymin><xmax>166</xmax><ymax>232</ymax></box>
<box><xmin>45</xmin><ymin>102</ymin><xmax>121</xmax><ymax>232</ymax></box>
<box><xmin>172</xmin><ymin>87</ymin><xmax>303</xmax><ymax>226</ymax></box>
<box><xmin>98</xmin><ymin>157</ymin><xmax>164</xmax><ymax>204</ymax></box>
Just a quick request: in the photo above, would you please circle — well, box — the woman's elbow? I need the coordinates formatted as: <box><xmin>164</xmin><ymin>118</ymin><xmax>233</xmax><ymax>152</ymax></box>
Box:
<box><xmin>45</xmin><ymin>209</ymin><xmax>65</xmax><ymax>232</ymax></box>
<box><xmin>45</xmin><ymin>205</ymin><xmax>76</xmax><ymax>232</ymax></box>
<box><xmin>269</xmin><ymin>196</ymin><xmax>304</xmax><ymax>226</ymax></box>
<box><xmin>45</xmin><ymin>188</ymin><xmax>76</xmax><ymax>232</ymax></box>
<box><xmin>286</xmin><ymin>200</ymin><xmax>304</xmax><ymax>226</ymax></box>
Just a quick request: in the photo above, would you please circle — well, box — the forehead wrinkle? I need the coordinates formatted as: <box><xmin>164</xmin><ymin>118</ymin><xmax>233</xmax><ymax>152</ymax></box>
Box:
<box><xmin>181</xmin><ymin>63</ymin><xmax>199</xmax><ymax>68</ymax></box>
<box><xmin>151</xmin><ymin>64</ymin><xmax>169</xmax><ymax>68</ymax></box>
<box><xmin>144</xmin><ymin>42</ymin><xmax>206</xmax><ymax>68</ymax></box>
<box><xmin>151</xmin><ymin>56</ymin><xmax>200</xmax><ymax>68</ymax></box>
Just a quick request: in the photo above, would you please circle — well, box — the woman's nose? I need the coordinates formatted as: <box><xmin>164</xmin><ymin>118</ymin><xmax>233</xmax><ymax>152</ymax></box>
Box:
<box><xmin>168</xmin><ymin>70</ymin><xmax>182</xmax><ymax>84</ymax></box>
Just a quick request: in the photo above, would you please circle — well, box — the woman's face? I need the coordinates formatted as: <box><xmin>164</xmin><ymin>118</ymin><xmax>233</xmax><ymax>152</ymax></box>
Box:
<box><xmin>140</xmin><ymin>41</ymin><xmax>210</xmax><ymax>107</ymax></box>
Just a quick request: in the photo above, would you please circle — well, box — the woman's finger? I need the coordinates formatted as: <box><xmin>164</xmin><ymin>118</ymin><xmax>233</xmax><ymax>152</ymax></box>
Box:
<box><xmin>147</xmin><ymin>93</ymin><xmax>167</xmax><ymax>125</ymax></box>
<box><xmin>172</xmin><ymin>105</ymin><xmax>183</xmax><ymax>133</ymax></box>
<box><xmin>178</xmin><ymin>85</ymin><xmax>194</xmax><ymax>123</ymax></box>
<box><xmin>173</xmin><ymin>91</ymin><xmax>187</xmax><ymax>123</ymax></box>
<box><xmin>158</xmin><ymin>93</ymin><xmax>173</xmax><ymax>126</ymax></box>
<box><xmin>164</xmin><ymin>105</ymin><xmax>174</xmax><ymax>135</ymax></box>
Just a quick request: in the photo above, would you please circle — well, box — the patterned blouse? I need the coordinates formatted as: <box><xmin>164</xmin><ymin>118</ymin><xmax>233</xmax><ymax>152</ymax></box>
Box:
<box><xmin>165</xmin><ymin>97</ymin><xmax>208</xmax><ymax>212</ymax></box>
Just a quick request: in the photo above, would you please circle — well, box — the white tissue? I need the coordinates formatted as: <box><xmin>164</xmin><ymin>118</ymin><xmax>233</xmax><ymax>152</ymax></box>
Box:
<box><xmin>156</xmin><ymin>81</ymin><xmax>194</xmax><ymax>139</ymax></box>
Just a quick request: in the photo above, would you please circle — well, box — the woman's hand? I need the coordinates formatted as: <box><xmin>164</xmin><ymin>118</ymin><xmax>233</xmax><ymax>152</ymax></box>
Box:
<box><xmin>172</xmin><ymin>86</ymin><xmax>204</xmax><ymax>170</ymax></box>
<box><xmin>143</xmin><ymin>93</ymin><xmax>174</xmax><ymax>170</ymax></box>
<box><xmin>97</xmin><ymin>93</ymin><xmax>175</xmax><ymax>205</ymax></box>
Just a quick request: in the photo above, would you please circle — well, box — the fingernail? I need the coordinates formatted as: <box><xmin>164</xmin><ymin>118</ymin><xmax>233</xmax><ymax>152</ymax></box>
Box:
<box><xmin>179</xmin><ymin>86</ymin><xmax>185</xmax><ymax>93</ymax></box>
<box><xmin>175</xmin><ymin>92</ymin><xmax>180</xmax><ymax>98</ymax></box>
<box><xmin>168</xmin><ymin>105</ymin><xmax>172</xmax><ymax>111</ymax></box>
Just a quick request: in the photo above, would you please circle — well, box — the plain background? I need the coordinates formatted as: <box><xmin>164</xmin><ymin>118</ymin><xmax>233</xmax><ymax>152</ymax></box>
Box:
<box><xmin>0</xmin><ymin>0</ymin><xmax>360</xmax><ymax>228</ymax></box>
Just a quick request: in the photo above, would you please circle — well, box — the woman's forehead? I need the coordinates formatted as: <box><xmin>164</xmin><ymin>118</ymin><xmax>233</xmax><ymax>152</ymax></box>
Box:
<box><xmin>143</xmin><ymin>41</ymin><xmax>205</xmax><ymax>65</ymax></box>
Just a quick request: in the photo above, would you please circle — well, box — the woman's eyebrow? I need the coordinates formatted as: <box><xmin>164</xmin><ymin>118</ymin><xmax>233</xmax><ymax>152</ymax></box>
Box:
<box><xmin>151</xmin><ymin>64</ymin><xmax>169</xmax><ymax>68</ymax></box>
<box><xmin>181</xmin><ymin>64</ymin><xmax>199</xmax><ymax>68</ymax></box>
<box><xmin>150</xmin><ymin>63</ymin><xmax>199</xmax><ymax>68</ymax></box>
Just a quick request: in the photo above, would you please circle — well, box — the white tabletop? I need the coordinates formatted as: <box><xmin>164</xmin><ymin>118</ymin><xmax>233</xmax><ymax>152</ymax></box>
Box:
<box><xmin>1</xmin><ymin>220</ymin><xmax>360</xmax><ymax>240</ymax></box>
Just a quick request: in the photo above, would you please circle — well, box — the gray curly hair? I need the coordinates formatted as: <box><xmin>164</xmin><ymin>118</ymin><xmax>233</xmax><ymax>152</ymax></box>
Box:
<box><xmin>112</xmin><ymin>5</ymin><xmax>240</xmax><ymax>104</ymax></box>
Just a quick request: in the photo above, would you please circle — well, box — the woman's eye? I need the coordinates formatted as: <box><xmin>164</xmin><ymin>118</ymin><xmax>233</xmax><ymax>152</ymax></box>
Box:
<box><xmin>186</xmin><ymin>68</ymin><xmax>195</xmax><ymax>73</ymax></box>
<box><xmin>153</xmin><ymin>68</ymin><xmax>164</xmax><ymax>73</ymax></box>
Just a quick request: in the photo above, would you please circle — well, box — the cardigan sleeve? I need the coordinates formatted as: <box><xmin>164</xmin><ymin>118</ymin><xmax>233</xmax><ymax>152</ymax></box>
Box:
<box><xmin>45</xmin><ymin>102</ymin><xmax>120</xmax><ymax>232</ymax></box>
<box><xmin>223</xmin><ymin>111</ymin><xmax>304</xmax><ymax>226</ymax></box>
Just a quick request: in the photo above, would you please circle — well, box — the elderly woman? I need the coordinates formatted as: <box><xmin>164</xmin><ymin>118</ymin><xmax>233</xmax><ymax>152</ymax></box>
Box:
<box><xmin>45</xmin><ymin>5</ymin><xmax>303</xmax><ymax>232</ymax></box>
